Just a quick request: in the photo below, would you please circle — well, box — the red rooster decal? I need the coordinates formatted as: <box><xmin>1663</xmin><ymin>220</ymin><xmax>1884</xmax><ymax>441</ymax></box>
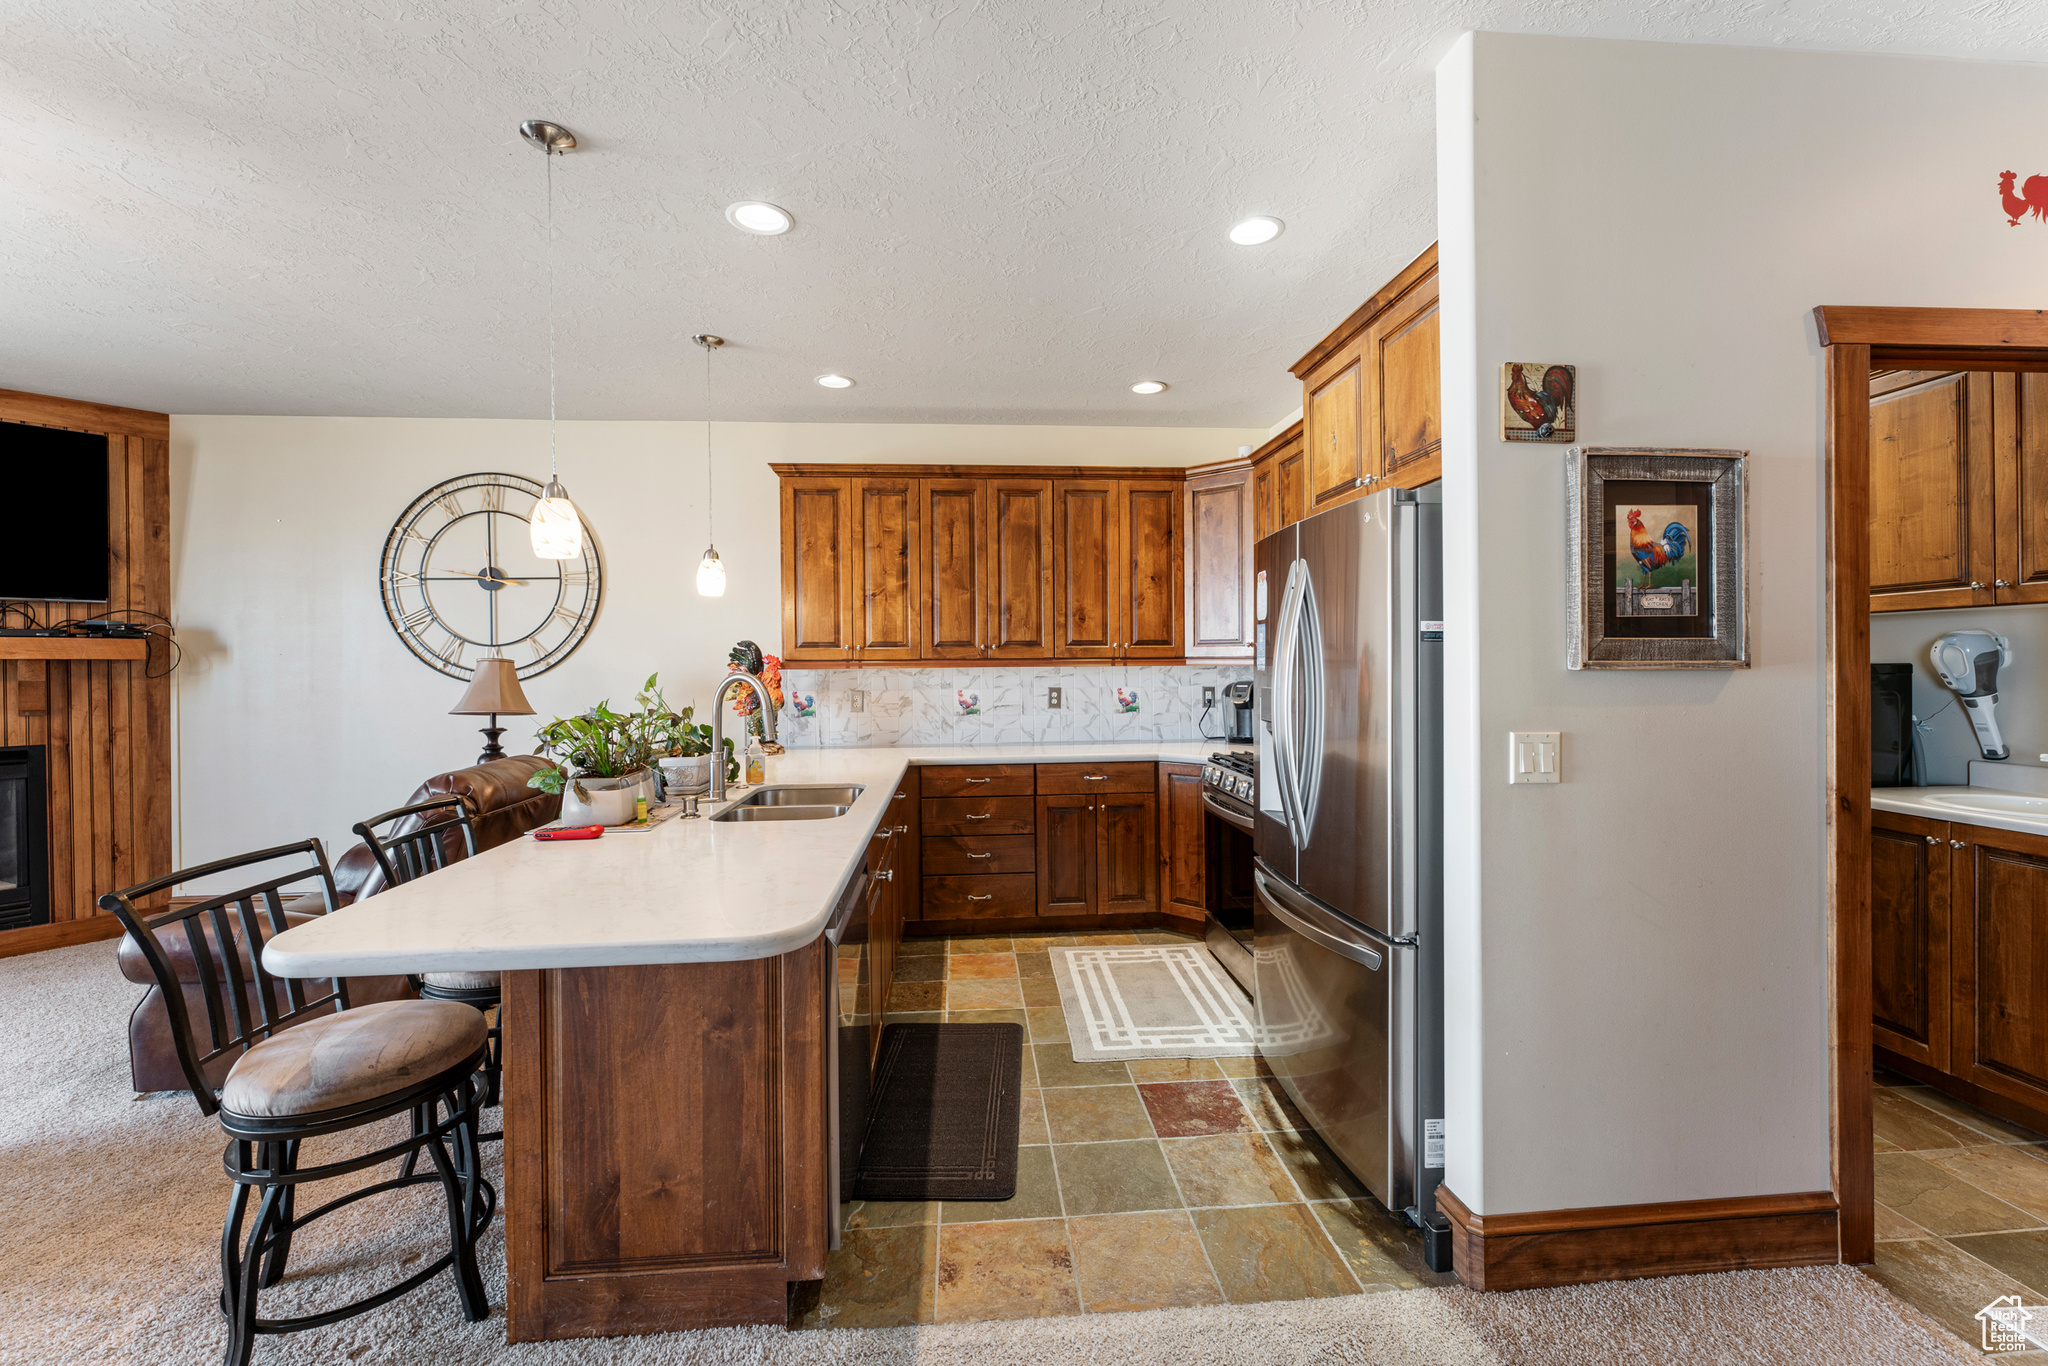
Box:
<box><xmin>1999</xmin><ymin>171</ymin><xmax>2048</xmax><ymax>226</ymax></box>
<box><xmin>1505</xmin><ymin>365</ymin><xmax>1574</xmax><ymax>438</ymax></box>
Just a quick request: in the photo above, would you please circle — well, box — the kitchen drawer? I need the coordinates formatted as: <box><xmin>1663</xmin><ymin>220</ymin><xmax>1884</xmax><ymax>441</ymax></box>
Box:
<box><xmin>922</xmin><ymin>834</ymin><xmax>1035</xmax><ymax>876</ymax></box>
<box><xmin>1035</xmin><ymin>761</ymin><xmax>1155</xmax><ymax>794</ymax></box>
<box><xmin>920</xmin><ymin>764</ymin><xmax>1035</xmax><ymax>798</ymax></box>
<box><xmin>922</xmin><ymin>796</ymin><xmax>1036</xmax><ymax>836</ymax></box>
<box><xmin>923</xmin><ymin>873</ymin><xmax>1037</xmax><ymax>919</ymax></box>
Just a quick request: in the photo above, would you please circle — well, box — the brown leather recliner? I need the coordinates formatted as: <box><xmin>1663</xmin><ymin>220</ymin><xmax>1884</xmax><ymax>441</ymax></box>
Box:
<box><xmin>122</xmin><ymin>756</ymin><xmax>560</xmax><ymax>1094</ymax></box>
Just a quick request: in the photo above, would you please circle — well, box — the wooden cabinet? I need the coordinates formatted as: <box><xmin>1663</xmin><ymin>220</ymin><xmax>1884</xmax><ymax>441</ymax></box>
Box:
<box><xmin>1034</xmin><ymin>766</ymin><xmax>1156</xmax><ymax>917</ymax></box>
<box><xmin>920</xmin><ymin>478</ymin><xmax>985</xmax><ymax>660</ymax></box>
<box><xmin>985</xmin><ymin>477</ymin><xmax>1056</xmax><ymax>658</ymax></box>
<box><xmin>1053</xmin><ymin>478</ymin><xmax>1184</xmax><ymax>661</ymax></box>
<box><xmin>1289</xmin><ymin>242</ymin><xmax>1441</xmax><ymax>518</ymax></box>
<box><xmin>851</xmin><ymin>476</ymin><xmax>920</xmax><ymax>662</ymax></box>
<box><xmin>1035</xmin><ymin>793</ymin><xmax>1096</xmax><ymax>915</ymax></box>
<box><xmin>890</xmin><ymin>773</ymin><xmax>919</xmax><ymax>922</ymax></box>
<box><xmin>1869</xmin><ymin>811</ymin><xmax>2048</xmax><ymax>1123</ymax></box>
<box><xmin>1870</xmin><ymin>370</ymin><xmax>2048</xmax><ymax>612</ymax></box>
<box><xmin>779</xmin><ymin>476</ymin><xmax>854</xmax><ymax>661</ymax></box>
<box><xmin>1251</xmin><ymin>422</ymin><xmax>1307</xmax><ymax>544</ymax></box>
<box><xmin>1097</xmin><ymin>788</ymin><xmax>1159</xmax><ymax>914</ymax></box>
<box><xmin>1159</xmin><ymin>763</ymin><xmax>1207</xmax><ymax>922</ymax></box>
<box><xmin>1185</xmin><ymin>460</ymin><xmax>1253</xmax><ymax>660</ymax></box>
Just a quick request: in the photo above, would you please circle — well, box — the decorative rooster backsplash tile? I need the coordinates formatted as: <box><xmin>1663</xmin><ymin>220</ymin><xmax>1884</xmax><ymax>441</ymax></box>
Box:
<box><xmin>778</xmin><ymin>665</ymin><xmax>1251</xmax><ymax>747</ymax></box>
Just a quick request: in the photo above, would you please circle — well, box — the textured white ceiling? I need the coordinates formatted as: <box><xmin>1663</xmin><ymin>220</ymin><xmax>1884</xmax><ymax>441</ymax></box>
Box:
<box><xmin>4</xmin><ymin>2</ymin><xmax>2045</xmax><ymax>426</ymax></box>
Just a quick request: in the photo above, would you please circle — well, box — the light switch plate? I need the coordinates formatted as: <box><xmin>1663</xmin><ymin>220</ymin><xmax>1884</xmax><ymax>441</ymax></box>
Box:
<box><xmin>1509</xmin><ymin>731</ymin><xmax>1561</xmax><ymax>785</ymax></box>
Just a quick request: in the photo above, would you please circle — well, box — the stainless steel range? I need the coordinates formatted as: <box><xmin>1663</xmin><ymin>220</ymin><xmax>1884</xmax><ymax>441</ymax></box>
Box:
<box><xmin>1199</xmin><ymin>749</ymin><xmax>1256</xmax><ymax>993</ymax></box>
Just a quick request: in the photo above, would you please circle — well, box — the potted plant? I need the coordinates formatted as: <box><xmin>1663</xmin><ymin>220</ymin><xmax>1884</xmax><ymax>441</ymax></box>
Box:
<box><xmin>527</xmin><ymin>696</ymin><xmax>661</xmax><ymax>827</ymax></box>
<box><xmin>635</xmin><ymin>675</ymin><xmax>736</xmax><ymax>798</ymax></box>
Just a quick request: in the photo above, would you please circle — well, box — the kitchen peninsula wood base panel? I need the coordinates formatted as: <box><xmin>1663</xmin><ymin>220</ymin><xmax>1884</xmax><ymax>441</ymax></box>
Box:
<box><xmin>1434</xmin><ymin>1188</ymin><xmax>1839</xmax><ymax>1291</ymax></box>
<box><xmin>501</xmin><ymin>944</ymin><xmax>829</xmax><ymax>1341</ymax></box>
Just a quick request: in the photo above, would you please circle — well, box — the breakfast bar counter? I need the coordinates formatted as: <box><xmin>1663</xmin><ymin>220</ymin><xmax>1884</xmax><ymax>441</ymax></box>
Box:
<box><xmin>261</xmin><ymin>740</ymin><xmax>1217</xmax><ymax>1342</ymax></box>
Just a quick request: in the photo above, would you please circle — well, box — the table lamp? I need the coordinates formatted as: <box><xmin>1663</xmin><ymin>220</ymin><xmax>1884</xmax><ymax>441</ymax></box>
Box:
<box><xmin>450</xmin><ymin>657</ymin><xmax>536</xmax><ymax>763</ymax></box>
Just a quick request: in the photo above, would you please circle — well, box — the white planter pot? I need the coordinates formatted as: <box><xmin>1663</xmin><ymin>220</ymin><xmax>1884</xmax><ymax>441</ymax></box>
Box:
<box><xmin>559</xmin><ymin>770</ymin><xmax>655</xmax><ymax>827</ymax></box>
<box><xmin>658</xmin><ymin>754</ymin><xmax>712</xmax><ymax>797</ymax></box>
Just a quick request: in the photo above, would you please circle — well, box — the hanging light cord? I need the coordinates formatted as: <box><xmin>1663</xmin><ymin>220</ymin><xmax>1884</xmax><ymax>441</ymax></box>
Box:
<box><xmin>703</xmin><ymin>339</ymin><xmax>715</xmax><ymax>549</ymax></box>
<box><xmin>546</xmin><ymin>145</ymin><xmax>558</xmax><ymax>479</ymax></box>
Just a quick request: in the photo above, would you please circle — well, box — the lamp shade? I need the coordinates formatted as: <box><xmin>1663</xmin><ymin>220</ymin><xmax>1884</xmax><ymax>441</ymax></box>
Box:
<box><xmin>450</xmin><ymin>657</ymin><xmax>535</xmax><ymax>716</ymax></box>
<box><xmin>529</xmin><ymin>477</ymin><xmax>584</xmax><ymax>560</ymax></box>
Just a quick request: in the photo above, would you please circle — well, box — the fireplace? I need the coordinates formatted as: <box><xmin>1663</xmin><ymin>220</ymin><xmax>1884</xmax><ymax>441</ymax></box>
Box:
<box><xmin>0</xmin><ymin>746</ymin><xmax>48</xmax><ymax>932</ymax></box>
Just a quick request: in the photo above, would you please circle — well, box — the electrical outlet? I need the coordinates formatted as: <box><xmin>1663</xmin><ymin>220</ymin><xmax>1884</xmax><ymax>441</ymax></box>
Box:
<box><xmin>1046</xmin><ymin>687</ymin><xmax>1062</xmax><ymax>710</ymax></box>
<box><xmin>1202</xmin><ymin>686</ymin><xmax>1216</xmax><ymax>708</ymax></box>
<box><xmin>850</xmin><ymin>690</ymin><xmax>865</xmax><ymax>713</ymax></box>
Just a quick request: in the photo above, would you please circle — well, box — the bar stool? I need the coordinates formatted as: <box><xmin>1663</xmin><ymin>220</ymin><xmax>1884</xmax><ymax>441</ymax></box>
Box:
<box><xmin>100</xmin><ymin>839</ymin><xmax>493</xmax><ymax>1366</ymax></box>
<box><xmin>350</xmin><ymin>796</ymin><xmax>503</xmax><ymax>1127</ymax></box>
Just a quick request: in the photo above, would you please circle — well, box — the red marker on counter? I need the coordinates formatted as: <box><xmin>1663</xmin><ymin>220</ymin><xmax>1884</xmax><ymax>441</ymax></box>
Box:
<box><xmin>533</xmin><ymin>824</ymin><xmax>605</xmax><ymax>841</ymax></box>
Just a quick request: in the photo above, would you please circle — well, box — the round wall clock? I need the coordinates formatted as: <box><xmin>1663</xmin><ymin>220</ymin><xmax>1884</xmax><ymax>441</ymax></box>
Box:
<box><xmin>378</xmin><ymin>471</ymin><xmax>602</xmax><ymax>680</ymax></box>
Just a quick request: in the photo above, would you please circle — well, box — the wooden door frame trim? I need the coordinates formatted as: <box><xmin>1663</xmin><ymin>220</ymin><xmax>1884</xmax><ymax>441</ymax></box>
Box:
<box><xmin>1816</xmin><ymin>303</ymin><xmax>2048</xmax><ymax>1267</ymax></box>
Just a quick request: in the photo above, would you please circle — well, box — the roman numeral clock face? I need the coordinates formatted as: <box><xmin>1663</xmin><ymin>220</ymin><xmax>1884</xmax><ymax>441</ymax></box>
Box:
<box><xmin>378</xmin><ymin>472</ymin><xmax>602</xmax><ymax>680</ymax></box>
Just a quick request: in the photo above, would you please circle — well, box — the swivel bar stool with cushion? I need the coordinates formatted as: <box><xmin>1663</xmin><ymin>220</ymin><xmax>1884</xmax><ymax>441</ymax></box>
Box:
<box><xmin>350</xmin><ymin>795</ymin><xmax>503</xmax><ymax>1122</ymax></box>
<box><xmin>101</xmin><ymin>839</ymin><xmax>494</xmax><ymax>1366</ymax></box>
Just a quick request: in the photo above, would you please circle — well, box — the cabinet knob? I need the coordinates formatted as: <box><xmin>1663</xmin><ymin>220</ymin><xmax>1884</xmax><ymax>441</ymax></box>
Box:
<box><xmin>1997</xmin><ymin>579</ymin><xmax>2014</xmax><ymax>588</ymax></box>
<box><xmin>895</xmin><ymin>824</ymin><xmax>909</xmax><ymax>834</ymax></box>
<box><xmin>1952</xmin><ymin>840</ymin><xmax>1966</xmax><ymax>848</ymax></box>
<box><xmin>877</xmin><ymin>869</ymin><xmax>893</xmax><ymax>881</ymax></box>
<box><xmin>1927</xmin><ymin>835</ymin><xmax>1941</xmax><ymax>844</ymax></box>
<box><xmin>1971</xmin><ymin>582</ymin><xmax>1988</xmax><ymax>590</ymax></box>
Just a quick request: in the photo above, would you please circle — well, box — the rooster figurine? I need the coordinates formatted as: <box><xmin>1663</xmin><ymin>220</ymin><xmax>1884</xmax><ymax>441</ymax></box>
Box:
<box><xmin>1505</xmin><ymin>365</ymin><xmax>1574</xmax><ymax>438</ymax></box>
<box><xmin>1625</xmin><ymin>509</ymin><xmax>1690</xmax><ymax>585</ymax></box>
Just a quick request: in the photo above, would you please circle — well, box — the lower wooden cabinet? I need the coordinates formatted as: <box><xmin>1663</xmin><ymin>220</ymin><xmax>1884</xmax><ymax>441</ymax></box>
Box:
<box><xmin>1159</xmin><ymin>763</ymin><xmax>1207</xmax><ymax>921</ymax></box>
<box><xmin>1096</xmin><ymin>788</ymin><xmax>1158</xmax><ymax>914</ymax></box>
<box><xmin>1872</xmin><ymin>809</ymin><xmax>2048</xmax><ymax>1119</ymax></box>
<box><xmin>1036</xmin><ymin>793</ymin><xmax>1096</xmax><ymax>914</ymax></box>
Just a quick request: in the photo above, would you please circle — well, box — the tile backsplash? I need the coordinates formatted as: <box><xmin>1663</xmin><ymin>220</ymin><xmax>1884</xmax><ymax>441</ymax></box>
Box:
<box><xmin>777</xmin><ymin>665</ymin><xmax>1253</xmax><ymax>748</ymax></box>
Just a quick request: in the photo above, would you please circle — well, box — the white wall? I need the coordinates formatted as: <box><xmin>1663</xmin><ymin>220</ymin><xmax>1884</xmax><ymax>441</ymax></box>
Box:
<box><xmin>1438</xmin><ymin>33</ymin><xmax>2048</xmax><ymax>1215</ymax></box>
<box><xmin>168</xmin><ymin>418</ymin><xmax>1264</xmax><ymax>877</ymax></box>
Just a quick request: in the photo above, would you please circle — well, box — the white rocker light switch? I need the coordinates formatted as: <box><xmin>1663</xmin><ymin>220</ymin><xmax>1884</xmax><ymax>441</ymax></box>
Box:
<box><xmin>1509</xmin><ymin>732</ymin><xmax>1561</xmax><ymax>785</ymax></box>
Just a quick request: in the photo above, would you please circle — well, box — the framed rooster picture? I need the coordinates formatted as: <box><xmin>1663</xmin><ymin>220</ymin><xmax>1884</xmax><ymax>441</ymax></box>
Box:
<box><xmin>1566</xmin><ymin>447</ymin><xmax>1748</xmax><ymax>670</ymax></box>
<box><xmin>1502</xmin><ymin>362</ymin><xmax>1576</xmax><ymax>442</ymax></box>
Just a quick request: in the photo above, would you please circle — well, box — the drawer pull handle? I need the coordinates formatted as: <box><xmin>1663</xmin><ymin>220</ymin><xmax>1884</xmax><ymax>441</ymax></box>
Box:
<box><xmin>1082</xmin><ymin>774</ymin><xmax>1108</xmax><ymax>781</ymax></box>
<box><xmin>895</xmin><ymin>824</ymin><xmax>909</xmax><ymax>834</ymax></box>
<box><xmin>897</xmin><ymin>791</ymin><xmax>907</xmax><ymax>799</ymax></box>
<box><xmin>965</xmin><ymin>813</ymin><xmax>991</xmax><ymax>821</ymax></box>
<box><xmin>876</xmin><ymin>869</ymin><xmax>893</xmax><ymax>882</ymax></box>
<box><xmin>964</xmin><ymin>777</ymin><xmax>992</xmax><ymax>784</ymax></box>
<box><xmin>966</xmin><ymin>852</ymin><xmax>992</xmax><ymax>860</ymax></box>
<box><xmin>968</xmin><ymin>894</ymin><xmax>994</xmax><ymax>901</ymax></box>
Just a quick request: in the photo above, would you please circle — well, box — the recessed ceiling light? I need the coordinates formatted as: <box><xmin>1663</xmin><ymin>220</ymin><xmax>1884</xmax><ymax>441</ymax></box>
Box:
<box><xmin>1228</xmin><ymin>216</ymin><xmax>1283</xmax><ymax>246</ymax></box>
<box><xmin>725</xmin><ymin>201</ymin><xmax>793</xmax><ymax>235</ymax></box>
<box><xmin>1131</xmin><ymin>380</ymin><xmax>1168</xmax><ymax>395</ymax></box>
<box><xmin>816</xmin><ymin>374</ymin><xmax>854</xmax><ymax>389</ymax></box>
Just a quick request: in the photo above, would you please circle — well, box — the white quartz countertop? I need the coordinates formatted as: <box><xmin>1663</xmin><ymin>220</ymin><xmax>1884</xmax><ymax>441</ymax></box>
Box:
<box><xmin>263</xmin><ymin>742</ymin><xmax>1223</xmax><ymax>978</ymax></box>
<box><xmin>1871</xmin><ymin>786</ymin><xmax>2048</xmax><ymax>839</ymax></box>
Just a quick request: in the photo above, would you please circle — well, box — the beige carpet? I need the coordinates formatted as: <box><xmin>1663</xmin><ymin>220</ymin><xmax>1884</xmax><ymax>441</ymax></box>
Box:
<box><xmin>0</xmin><ymin>941</ymin><xmax>1977</xmax><ymax>1365</ymax></box>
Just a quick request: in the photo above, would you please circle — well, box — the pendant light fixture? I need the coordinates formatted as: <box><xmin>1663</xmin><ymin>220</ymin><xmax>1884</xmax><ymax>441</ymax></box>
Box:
<box><xmin>521</xmin><ymin>119</ymin><xmax>584</xmax><ymax>561</ymax></box>
<box><xmin>692</xmin><ymin>333</ymin><xmax>726</xmax><ymax>596</ymax></box>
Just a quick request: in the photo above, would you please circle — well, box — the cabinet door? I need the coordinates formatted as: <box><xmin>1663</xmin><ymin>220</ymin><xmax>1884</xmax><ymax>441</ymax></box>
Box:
<box><xmin>1159</xmin><ymin>763</ymin><xmax>1206</xmax><ymax>920</ymax></box>
<box><xmin>1276</xmin><ymin>441</ymin><xmax>1307</xmax><ymax>530</ymax></box>
<box><xmin>1054</xmin><ymin>479</ymin><xmax>1119</xmax><ymax>660</ymax></box>
<box><xmin>780</xmin><ymin>477</ymin><xmax>854</xmax><ymax>661</ymax></box>
<box><xmin>1375</xmin><ymin>274</ymin><xmax>1441</xmax><ymax>489</ymax></box>
<box><xmin>893</xmin><ymin>772</ymin><xmax>921</xmax><ymax>921</ymax></box>
<box><xmin>851</xmin><ymin>476</ymin><xmax>919</xmax><ymax>662</ymax></box>
<box><xmin>986</xmin><ymin>478</ymin><xmax>1055</xmax><ymax>659</ymax></box>
<box><xmin>1995</xmin><ymin>373</ymin><xmax>2048</xmax><ymax>605</ymax></box>
<box><xmin>1036</xmin><ymin>793</ymin><xmax>1096</xmax><ymax>915</ymax></box>
<box><xmin>1252</xmin><ymin>458</ymin><xmax>1276</xmax><ymax>544</ymax></box>
<box><xmin>1951</xmin><ymin>821</ymin><xmax>2048</xmax><ymax>1113</ymax></box>
<box><xmin>1305</xmin><ymin>351</ymin><xmax>1369</xmax><ymax>510</ymax></box>
<box><xmin>1185</xmin><ymin>466</ymin><xmax>1252</xmax><ymax>660</ymax></box>
<box><xmin>920</xmin><ymin>478</ymin><xmax>984</xmax><ymax>659</ymax></box>
<box><xmin>1098</xmin><ymin>789</ymin><xmax>1158</xmax><ymax>914</ymax></box>
<box><xmin>1870</xmin><ymin>371</ymin><xmax>1994</xmax><ymax>612</ymax></box>
<box><xmin>1120</xmin><ymin>480</ymin><xmax>1183</xmax><ymax>660</ymax></box>
<box><xmin>1871</xmin><ymin>810</ymin><xmax>1950</xmax><ymax>1071</ymax></box>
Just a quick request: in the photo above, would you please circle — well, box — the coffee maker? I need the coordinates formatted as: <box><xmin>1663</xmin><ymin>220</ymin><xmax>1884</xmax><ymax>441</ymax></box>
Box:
<box><xmin>1224</xmin><ymin>680</ymin><xmax>1255</xmax><ymax>743</ymax></box>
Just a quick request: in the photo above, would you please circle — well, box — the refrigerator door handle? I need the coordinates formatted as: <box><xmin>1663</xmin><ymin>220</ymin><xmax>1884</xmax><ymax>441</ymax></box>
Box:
<box><xmin>1270</xmin><ymin>560</ymin><xmax>1308</xmax><ymax>847</ymax></box>
<box><xmin>1254</xmin><ymin>863</ymin><xmax>1384</xmax><ymax>971</ymax></box>
<box><xmin>1294</xmin><ymin>565</ymin><xmax>1326</xmax><ymax>838</ymax></box>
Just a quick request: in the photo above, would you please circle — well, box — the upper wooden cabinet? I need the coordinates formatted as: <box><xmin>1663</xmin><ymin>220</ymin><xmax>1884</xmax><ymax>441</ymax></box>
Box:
<box><xmin>777</xmin><ymin>464</ymin><xmax>1211</xmax><ymax>665</ymax></box>
<box><xmin>1870</xmin><ymin>369</ymin><xmax>2048</xmax><ymax>612</ymax></box>
<box><xmin>1185</xmin><ymin>459</ymin><xmax>1254</xmax><ymax>660</ymax></box>
<box><xmin>1249</xmin><ymin>422</ymin><xmax>1306</xmax><ymax>544</ymax></box>
<box><xmin>1289</xmin><ymin>242</ymin><xmax>1442</xmax><ymax>519</ymax></box>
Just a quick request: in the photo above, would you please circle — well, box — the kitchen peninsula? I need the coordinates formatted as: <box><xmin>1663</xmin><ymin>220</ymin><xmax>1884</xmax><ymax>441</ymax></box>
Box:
<box><xmin>264</xmin><ymin>741</ymin><xmax>1219</xmax><ymax>1342</ymax></box>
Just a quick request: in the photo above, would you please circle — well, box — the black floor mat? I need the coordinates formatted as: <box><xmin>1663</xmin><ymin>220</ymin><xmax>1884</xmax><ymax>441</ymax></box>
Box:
<box><xmin>853</xmin><ymin>1022</ymin><xmax>1022</xmax><ymax>1202</ymax></box>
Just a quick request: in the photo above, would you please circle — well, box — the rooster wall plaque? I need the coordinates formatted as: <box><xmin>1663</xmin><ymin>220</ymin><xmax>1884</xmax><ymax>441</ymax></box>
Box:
<box><xmin>1502</xmin><ymin>362</ymin><xmax>1576</xmax><ymax>442</ymax></box>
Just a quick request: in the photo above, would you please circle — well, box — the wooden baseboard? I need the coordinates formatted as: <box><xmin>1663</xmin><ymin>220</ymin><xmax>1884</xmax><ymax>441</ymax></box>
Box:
<box><xmin>1436</xmin><ymin>1186</ymin><xmax>1839</xmax><ymax>1291</ymax></box>
<box><xmin>1875</xmin><ymin>1046</ymin><xmax>2048</xmax><ymax>1138</ymax></box>
<box><xmin>0</xmin><ymin>915</ymin><xmax>126</xmax><ymax>960</ymax></box>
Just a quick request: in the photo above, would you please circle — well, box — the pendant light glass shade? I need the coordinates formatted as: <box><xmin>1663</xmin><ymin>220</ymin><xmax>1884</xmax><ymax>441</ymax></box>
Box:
<box><xmin>696</xmin><ymin>546</ymin><xmax>726</xmax><ymax>596</ymax></box>
<box><xmin>530</xmin><ymin>476</ymin><xmax>584</xmax><ymax>560</ymax></box>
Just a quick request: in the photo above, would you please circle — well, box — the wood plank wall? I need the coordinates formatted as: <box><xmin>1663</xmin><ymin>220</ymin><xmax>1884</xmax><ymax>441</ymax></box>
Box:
<box><xmin>0</xmin><ymin>387</ymin><xmax>172</xmax><ymax>941</ymax></box>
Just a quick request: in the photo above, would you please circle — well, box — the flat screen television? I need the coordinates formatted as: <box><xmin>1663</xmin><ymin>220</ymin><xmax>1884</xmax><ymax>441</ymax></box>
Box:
<box><xmin>2</xmin><ymin>421</ymin><xmax>110</xmax><ymax>603</ymax></box>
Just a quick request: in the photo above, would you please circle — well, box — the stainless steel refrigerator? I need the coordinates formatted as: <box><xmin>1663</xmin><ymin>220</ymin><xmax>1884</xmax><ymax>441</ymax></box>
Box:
<box><xmin>1252</xmin><ymin>485</ymin><xmax>1444</xmax><ymax>1227</ymax></box>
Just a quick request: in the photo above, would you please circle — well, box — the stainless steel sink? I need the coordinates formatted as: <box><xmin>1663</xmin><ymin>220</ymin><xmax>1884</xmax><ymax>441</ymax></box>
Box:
<box><xmin>711</xmin><ymin>804</ymin><xmax>853</xmax><ymax>823</ymax></box>
<box><xmin>732</xmin><ymin>785</ymin><xmax>866</xmax><ymax>807</ymax></box>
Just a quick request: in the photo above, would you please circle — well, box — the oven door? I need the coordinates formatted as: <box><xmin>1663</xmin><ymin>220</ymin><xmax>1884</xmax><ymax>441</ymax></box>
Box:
<box><xmin>827</xmin><ymin>872</ymin><xmax>870</xmax><ymax>1247</ymax></box>
<box><xmin>1201</xmin><ymin>788</ymin><xmax>1256</xmax><ymax>995</ymax></box>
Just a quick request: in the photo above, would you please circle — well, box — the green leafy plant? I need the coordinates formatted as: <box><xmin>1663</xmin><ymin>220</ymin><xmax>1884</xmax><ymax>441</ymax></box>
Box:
<box><xmin>530</xmin><ymin>673</ymin><xmax>742</xmax><ymax>798</ymax></box>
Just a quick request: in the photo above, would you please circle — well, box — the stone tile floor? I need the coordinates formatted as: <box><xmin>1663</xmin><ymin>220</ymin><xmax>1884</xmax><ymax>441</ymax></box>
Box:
<box><xmin>793</xmin><ymin>928</ymin><xmax>1455</xmax><ymax>1327</ymax></box>
<box><xmin>1867</xmin><ymin>1067</ymin><xmax>2048</xmax><ymax>1358</ymax></box>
